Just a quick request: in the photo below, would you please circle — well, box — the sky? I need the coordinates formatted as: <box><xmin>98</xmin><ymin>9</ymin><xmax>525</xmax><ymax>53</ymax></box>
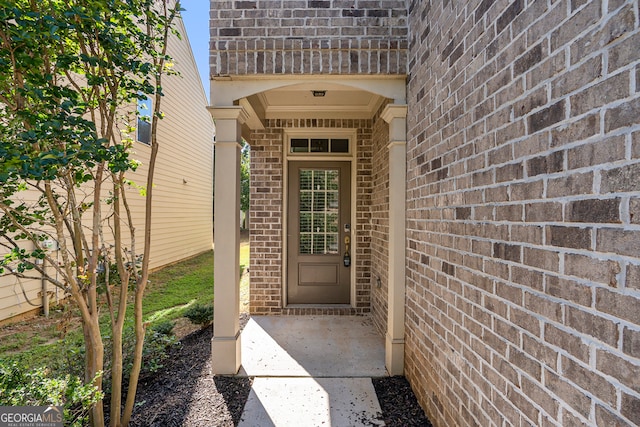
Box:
<box><xmin>180</xmin><ymin>1</ymin><xmax>210</xmax><ymax>101</ymax></box>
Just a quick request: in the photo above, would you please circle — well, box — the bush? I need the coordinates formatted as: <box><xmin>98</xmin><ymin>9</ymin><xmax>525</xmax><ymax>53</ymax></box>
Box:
<box><xmin>150</xmin><ymin>320</ymin><xmax>175</xmax><ymax>336</ymax></box>
<box><xmin>0</xmin><ymin>361</ymin><xmax>102</xmax><ymax>427</ymax></box>
<box><xmin>101</xmin><ymin>320</ymin><xmax>178</xmax><ymax>395</ymax></box>
<box><xmin>141</xmin><ymin>321</ymin><xmax>178</xmax><ymax>374</ymax></box>
<box><xmin>183</xmin><ymin>303</ymin><xmax>214</xmax><ymax>327</ymax></box>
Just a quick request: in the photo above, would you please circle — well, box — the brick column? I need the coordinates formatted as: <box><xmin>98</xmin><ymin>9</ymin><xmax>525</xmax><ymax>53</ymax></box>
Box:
<box><xmin>209</xmin><ymin>106</ymin><xmax>247</xmax><ymax>374</ymax></box>
<box><xmin>381</xmin><ymin>104</ymin><xmax>408</xmax><ymax>375</ymax></box>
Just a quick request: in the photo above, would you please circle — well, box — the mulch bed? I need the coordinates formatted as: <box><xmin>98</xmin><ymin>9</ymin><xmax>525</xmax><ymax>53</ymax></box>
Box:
<box><xmin>372</xmin><ymin>376</ymin><xmax>433</xmax><ymax>426</ymax></box>
<box><xmin>128</xmin><ymin>321</ymin><xmax>432</xmax><ymax>426</ymax></box>
<box><xmin>129</xmin><ymin>327</ymin><xmax>251</xmax><ymax>427</ymax></box>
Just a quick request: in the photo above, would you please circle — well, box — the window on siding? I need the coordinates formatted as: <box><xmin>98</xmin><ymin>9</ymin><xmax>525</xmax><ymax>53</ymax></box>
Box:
<box><xmin>137</xmin><ymin>96</ymin><xmax>152</xmax><ymax>145</ymax></box>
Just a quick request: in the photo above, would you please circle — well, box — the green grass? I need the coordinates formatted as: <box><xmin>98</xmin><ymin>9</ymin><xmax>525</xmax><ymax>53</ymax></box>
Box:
<box><xmin>142</xmin><ymin>250</ymin><xmax>214</xmax><ymax>319</ymax></box>
<box><xmin>0</xmin><ymin>244</ymin><xmax>250</xmax><ymax>373</ymax></box>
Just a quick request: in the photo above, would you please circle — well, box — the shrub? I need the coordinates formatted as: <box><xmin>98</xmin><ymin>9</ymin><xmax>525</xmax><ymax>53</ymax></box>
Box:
<box><xmin>0</xmin><ymin>361</ymin><xmax>102</xmax><ymax>427</ymax></box>
<box><xmin>150</xmin><ymin>320</ymin><xmax>175</xmax><ymax>336</ymax></box>
<box><xmin>183</xmin><ymin>303</ymin><xmax>214</xmax><ymax>327</ymax></box>
<box><xmin>141</xmin><ymin>321</ymin><xmax>178</xmax><ymax>374</ymax></box>
<box><xmin>101</xmin><ymin>320</ymin><xmax>178</xmax><ymax>395</ymax></box>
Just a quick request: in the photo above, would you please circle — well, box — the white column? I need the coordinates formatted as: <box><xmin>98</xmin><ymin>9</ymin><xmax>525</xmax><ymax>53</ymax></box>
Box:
<box><xmin>209</xmin><ymin>106</ymin><xmax>247</xmax><ymax>374</ymax></box>
<box><xmin>381</xmin><ymin>104</ymin><xmax>408</xmax><ymax>375</ymax></box>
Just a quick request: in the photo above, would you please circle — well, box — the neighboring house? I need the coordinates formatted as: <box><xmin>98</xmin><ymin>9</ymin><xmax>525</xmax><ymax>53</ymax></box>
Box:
<box><xmin>0</xmin><ymin>16</ymin><xmax>214</xmax><ymax>323</ymax></box>
<box><xmin>210</xmin><ymin>1</ymin><xmax>640</xmax><ymax>426</ymax></box>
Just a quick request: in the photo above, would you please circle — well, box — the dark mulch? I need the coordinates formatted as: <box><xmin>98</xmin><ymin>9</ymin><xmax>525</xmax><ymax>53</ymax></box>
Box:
<box><xmin>129</xmin><ymin>326</ymin><xmax>252</xmax><ymax>427</ymax></box>
<box><xmin>127</xmin><ymin>320</ymin><xmax>432</xmax><ymax>426</ymax></box>
<box><xmin>373</xmin><ymin>376</ymin><xmax>433</xmax><ymax>426</ymax></box>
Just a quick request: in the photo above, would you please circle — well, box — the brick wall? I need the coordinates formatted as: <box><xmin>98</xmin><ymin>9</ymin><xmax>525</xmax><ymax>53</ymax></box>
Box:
<box><xmin>406</xmin><ymin>0</ymin><xmax>640</xmax><ymax>426</ymax></box>
<box><xmin>210</xmin><ymin>0</ymin><xmax>408</xmax><ymax>76</ymax></box>
<box><xmin>249</xmin><ymin>127</ymin><xmax>284</xmax><ymax>314</ymax></box>
<box><xmin>249</xmin><ymin>118</ymin><xmax>374</xmax><ymax>315</ymax></box>
<box><xmin>370</xmin><ymin>103</ymin><xmax>391</xmax><ymax>336</ymax></box>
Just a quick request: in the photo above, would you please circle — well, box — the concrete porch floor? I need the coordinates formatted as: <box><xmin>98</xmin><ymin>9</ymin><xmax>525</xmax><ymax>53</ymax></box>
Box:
<box><xmin>236</xmin><ymin>315</ymin><xmax>388</xmax><ymax>426</ymax></box>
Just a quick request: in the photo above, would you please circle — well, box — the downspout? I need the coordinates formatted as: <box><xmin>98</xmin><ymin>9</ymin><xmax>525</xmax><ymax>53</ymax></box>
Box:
<box><xmin>42</xmin><ymin>258</ymin><xmax>49</xmax><ymax>318</ymax></box>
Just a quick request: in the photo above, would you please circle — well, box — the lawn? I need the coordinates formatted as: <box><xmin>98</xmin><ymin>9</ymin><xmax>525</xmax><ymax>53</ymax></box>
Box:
<box><xmin>0</xmin><ymin>241</ymin><xmax>250</xmax><ymax>374</ymax></box>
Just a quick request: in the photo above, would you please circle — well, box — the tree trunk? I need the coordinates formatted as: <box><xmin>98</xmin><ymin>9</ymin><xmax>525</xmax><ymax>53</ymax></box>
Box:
<box><xmin>120</xmin><ymin>283</ymin><xmax>145</xmax><ymax>426</ymax></box>
<box><xmin>84</xmin><ymin>317</ymin><xmax>105</xmax><ymax>427</ymax></box>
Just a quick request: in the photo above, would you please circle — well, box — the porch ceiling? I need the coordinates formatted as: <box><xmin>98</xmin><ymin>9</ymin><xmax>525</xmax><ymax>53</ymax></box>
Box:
<box><xmin>248</xmin><ymin>82</ymin><xmax>385</xmax><ymax>120</ymax></box>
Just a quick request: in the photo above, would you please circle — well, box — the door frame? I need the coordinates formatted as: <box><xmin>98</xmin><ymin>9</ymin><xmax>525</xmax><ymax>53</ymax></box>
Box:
<box><xmin>282</xmin><ymin>128</ymin><xmax>358</xmax><ymax>307</ymax></box>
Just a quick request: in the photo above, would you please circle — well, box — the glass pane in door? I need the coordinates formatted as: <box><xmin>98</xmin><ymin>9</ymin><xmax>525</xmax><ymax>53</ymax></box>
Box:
<box><xmin>299</xmin><ymin>169</ymin><xmax>340</xmax><ymax>255</ymax></box>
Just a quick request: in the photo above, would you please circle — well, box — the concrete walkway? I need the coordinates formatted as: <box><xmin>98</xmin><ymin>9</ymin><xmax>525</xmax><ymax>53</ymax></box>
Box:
<box><xmin>236</xmin><ymin>315</ymin><xmax>388</xmax><ymax>426</ymax></box>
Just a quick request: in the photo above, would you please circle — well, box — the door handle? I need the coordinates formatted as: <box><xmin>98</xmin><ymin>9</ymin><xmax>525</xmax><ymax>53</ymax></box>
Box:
<box><xmin>343</xmin><ymin>236</ymin><xmax>351</xmax><ymax>267</ymax></box>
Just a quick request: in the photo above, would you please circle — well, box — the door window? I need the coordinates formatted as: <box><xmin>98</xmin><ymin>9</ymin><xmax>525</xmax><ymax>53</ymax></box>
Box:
<box><xmin>299</xmin><ymin>169</ymin><xmax>340</xmax><ymax>255</ymax></box>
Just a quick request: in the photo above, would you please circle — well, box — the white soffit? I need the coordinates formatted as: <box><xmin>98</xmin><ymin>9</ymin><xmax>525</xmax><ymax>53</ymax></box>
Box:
<box><xmin>253</xmin><ymin>82</ymin><xmax>385</xmax><ymax>119</ymax></box>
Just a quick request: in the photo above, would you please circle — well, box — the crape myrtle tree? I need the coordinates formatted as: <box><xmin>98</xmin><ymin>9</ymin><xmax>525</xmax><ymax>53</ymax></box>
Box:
<box><xmin>0</xmin><ymin>1</ymin><xmax>181</xmax><ymax>425</ymax></box>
